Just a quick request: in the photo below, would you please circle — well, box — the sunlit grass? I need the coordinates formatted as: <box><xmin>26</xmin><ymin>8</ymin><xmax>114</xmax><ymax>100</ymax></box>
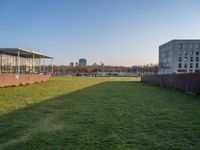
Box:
<box><xmin>0</xmin><ymin>77</ymin><xmax>200</xmax><ymax>150</ymax></box>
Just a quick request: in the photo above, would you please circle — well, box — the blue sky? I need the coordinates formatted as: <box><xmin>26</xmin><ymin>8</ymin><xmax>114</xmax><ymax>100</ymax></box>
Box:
<box><xmin>0</xmin><ymin>0</ymin><xmax>200</xmax><ymax>66</ymax></box>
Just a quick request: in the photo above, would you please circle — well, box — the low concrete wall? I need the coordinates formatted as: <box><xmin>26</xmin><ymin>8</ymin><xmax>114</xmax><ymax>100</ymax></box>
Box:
<box><xmin>0</xmin><ymin>73</ymin><xmax>51</xmax><ymax>87</ymax></box>
<box><xmin>141</xmin><ymin>73</ymin><xmax>200</xmax><ymax>95</ymax></box>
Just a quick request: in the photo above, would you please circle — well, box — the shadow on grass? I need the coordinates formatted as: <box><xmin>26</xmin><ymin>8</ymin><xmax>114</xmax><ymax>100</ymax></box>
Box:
<box><xmin>0</xmin><ymin>81</ymin><xmax>200</xmax><ymax>150</ymax></box>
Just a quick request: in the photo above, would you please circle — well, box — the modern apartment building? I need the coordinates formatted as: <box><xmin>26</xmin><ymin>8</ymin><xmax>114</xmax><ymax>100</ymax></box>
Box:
<box><xmin>159</xmin><ymin>40</ymin><xmax>200</xmax><ymax>74</ymax></box>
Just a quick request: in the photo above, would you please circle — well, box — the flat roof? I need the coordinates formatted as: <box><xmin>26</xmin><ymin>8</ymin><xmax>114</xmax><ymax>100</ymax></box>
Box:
<box><xmin>0</xmin><ymin>48</ymin><xmax>53</xmax><ymax>59</ymax></box>
<box><xmin>159</xmin><ymin>39</ymin><xmax>200</xmax><ymax>48</ymax></box>
<box><xmin>171</xmin><ymin>39</ymin><xmax>200</xmax><ymax>41</ymax></box>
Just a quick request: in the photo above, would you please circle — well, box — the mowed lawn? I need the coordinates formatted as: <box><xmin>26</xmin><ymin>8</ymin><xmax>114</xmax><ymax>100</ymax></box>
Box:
<box><xmin>0</xmin><ymin>77</ymin><xmax>200</xmax><ymax>150</ymax></box>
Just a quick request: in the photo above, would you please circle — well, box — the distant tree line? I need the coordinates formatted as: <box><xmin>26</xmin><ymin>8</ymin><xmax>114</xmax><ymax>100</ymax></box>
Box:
<box><xmin>44</xmin><ymin>64</ymin><xmax>158</xmax><ymax>76</ymax></box>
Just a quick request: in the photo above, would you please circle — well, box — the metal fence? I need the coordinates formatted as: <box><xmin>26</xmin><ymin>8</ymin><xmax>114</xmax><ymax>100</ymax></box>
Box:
<box><xmin>141</xmin><ymin>73</ymin><xmax>200</xmax><ymax>95</ymax></box>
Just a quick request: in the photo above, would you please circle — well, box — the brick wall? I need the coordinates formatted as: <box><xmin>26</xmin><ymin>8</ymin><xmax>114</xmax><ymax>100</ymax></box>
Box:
<box><xmin>0</xmin><ymin>73</ymin><xmax>51</xmax><ymax>87</ymax></box>
<box><xmin>141</xmin><ymin>73</ymin><xmax>200</xmax><ymax>95</ymax></box>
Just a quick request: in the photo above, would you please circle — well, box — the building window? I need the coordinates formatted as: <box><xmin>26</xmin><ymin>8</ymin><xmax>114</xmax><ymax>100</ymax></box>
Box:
<box><xmin>183</xmin><ymin>44</ymin><xmax>188</xmax><ymax>49</ymax></box>
<box><xmin>184</xmin><ymin>63</ymin><xmax>187</xmax><ymax>68</ymax></box>
<box><xmin>189</xmin><ymin>44</ymin><xmax>193</xmax><ymax>49</ymax></box>
<box><xmin>191</xmin><ymin>50</ymin><xmax>194</xmax><ymax>55</ymax></box>
<box><xmin>196</xmin><ymin>51</ymin><xmax>199</xmax><ymax>55</ymax></box>
<box><xmin>190</xmin><ymin>57</ymin><xmax>193</xmax><ymax>62</ymax></box>
<box><xmin>177</xmin><ymin>44</ymin><xmax>182</xmax><ymax>49</ymax></box>
<box><xmin>179</xmin><ymin>56</ymin><xmax>182</xmax><ymax>62</ymax></box>
<box><xmin>194</xmin><ymin>44</ymin><xmax>199</xmax><ymax>49</ymax></box>
<box><xmin>196</xmin><ymin>57</ymin><xmax>199</xmax><ymax>62</ymax></box>
<box><xmin>184</xmin><ymin>50</ymin><xmax>188</xmax><ymax>55</ymax></box>
<box><xmin>178</xmin><ymin>63</ymin><xmax>182</xmax><ymax>68</ymax></box>
<box><xmin>184</xmin><ymin>57</ymin><xmax>188</xmax><ymax>62</ymax></box>
<box><xmin>177</xmin><ymin>69</ymin><xmax>187</xmax><ymax>73</ymax></box>
<box><xmin>190</xmin><ymin>63</ymin><xmax>193</xmax><ymax>68</ymax></box>
<box><xmin>196</xmin><ymin>63</ymin><xmax>199</xmax><ymax>68</ymax></box>
<box><xmin>189</xmin><ymin>69</ymin><xmax>193</xmax><ymax>73</ymax></box>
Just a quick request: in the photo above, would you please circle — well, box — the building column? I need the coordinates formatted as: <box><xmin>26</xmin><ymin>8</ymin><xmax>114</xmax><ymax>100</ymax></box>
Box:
<box><xmin>39</xmin><ymin>57</ymin><xmax>41</xmax><ymax>73</ymax></box>
<box><xmin>43</xmin><ymin>58</ymin><xmax>46</xmax><ymax>74</ymax></box>
<box><xmin>51</xmin><ymin>58</ymin><xmax>53</xmax><ymax>75</ymax></box>
<box><xmin>17</xmin><ymin>50</ymin><xmax>20</xmax><ymax>74</ymax></box>
<box><xmin>32</xmin><ymin>53</ymin><xmax>35</xmax><ymax>73</ymax></box>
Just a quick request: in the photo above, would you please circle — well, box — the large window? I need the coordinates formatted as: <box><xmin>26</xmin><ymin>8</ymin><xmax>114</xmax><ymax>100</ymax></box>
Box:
<box><xmin>190</xmin><ymin>63</ymin><xmax>193</xmax><ymax>68</ymax></box>
<box><xmin>190</xmin><ymin>57</ymin><xmax>193</xmax><ymax>62</ymax></box>
<box><xmin>178</xmin><ymin>63</ymin><xmax>182</xmax><ymax>68</ymax></box>
<box><xmin>195</xmin><ymin>70</ymin><xmax>200</xmax><ymax>73</ymax></box>
<box><xmin>184</xmin><ymin>63</ymin><xmax>187</xmax><ymax>68</ymax></box>
<box><xmin>189</xmin><ymin>69</ymin><xmax>193</xmax><ymax>73</ymax></box>
<box><xmin>177</xmin><ymin>69</ymin><xmax>187</xmax><ymax>73</ymax></box>
<box><xmin>196</xmin><ymin>57</ymin><xmax>199</xmax><ymax>62</ymax></box>
<box><xmin>196</xmin><ymin>63</ymin><xmax>199</xmax><ymax>68</ymax></box>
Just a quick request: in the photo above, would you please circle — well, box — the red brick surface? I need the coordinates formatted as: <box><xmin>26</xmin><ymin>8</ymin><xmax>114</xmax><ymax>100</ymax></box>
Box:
<box><xmin>0</xmin><ymin>73</ymin><xmax>51</xmax><ymax>87</ymax></box>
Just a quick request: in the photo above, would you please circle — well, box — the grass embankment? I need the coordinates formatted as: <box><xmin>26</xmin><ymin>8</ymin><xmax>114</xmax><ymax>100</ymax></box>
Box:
<box><xmin>0</xmin><ymin>77</ymin><xmax>200</xmax><ymax>149</ymax></box>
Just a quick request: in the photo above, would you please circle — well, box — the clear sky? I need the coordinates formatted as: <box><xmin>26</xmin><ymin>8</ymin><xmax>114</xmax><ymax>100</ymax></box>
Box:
<box><xmin>0</xmin><ymin>0</ymin><xmax>200</xmax><ymax>66</ymax></box>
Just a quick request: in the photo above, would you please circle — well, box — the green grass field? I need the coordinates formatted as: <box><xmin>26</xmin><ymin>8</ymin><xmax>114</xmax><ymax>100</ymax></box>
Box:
<box><xmin>0</xmin><ymin>77</ymin><xmax>200</xmax><ymax>150</ymax></box>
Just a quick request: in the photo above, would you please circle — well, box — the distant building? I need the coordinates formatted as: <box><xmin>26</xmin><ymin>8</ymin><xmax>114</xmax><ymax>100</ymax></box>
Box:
<box><xmin>75</xmin><ymin>62</ymin><xmax>78</xmax><ymax>66</ymax></box>
<box><xmin>159</xmin><ymin>40</ymin><xmax>200</xmax><ymax>74</ymax></box>
<box><xmin>0</xmin><ymin>48</ymin><xmax>53</xmax><ymax>74</ymax></box>
<box><xmin>70</xmin><ymin>62</ymin><xmax>74</xmax><ymax>66</ymax></box>
<box><xmin>79</xmin><ymin>59</ymin><xmax>87</xmax><ymax>66</ymax></box>
<box><xmin>100</xmin><ymin>62</ymin><xmax>104</xmax><ymax>66</ymax></box>
<box><xmin>91</xmin><ymin>63</ymin><xmax>99</xmax><ymax>67</ymax></box>
<box><xmin>0</xmin><ymin>48</ymin><xmax>53</xmax><ymax>87</ymax></box>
